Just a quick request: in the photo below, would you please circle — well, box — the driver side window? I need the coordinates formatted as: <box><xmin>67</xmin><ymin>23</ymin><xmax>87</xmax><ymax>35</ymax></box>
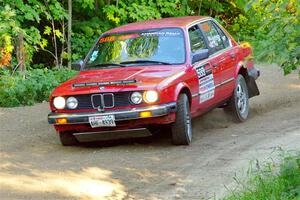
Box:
<box><xmin>188</xmin><ymin>25</ymin><xmax>207</xmax><ymax>53</ymax></box>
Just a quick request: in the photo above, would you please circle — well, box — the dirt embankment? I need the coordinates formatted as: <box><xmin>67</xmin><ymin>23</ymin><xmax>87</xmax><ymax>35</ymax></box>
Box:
<box><xmin>0</xmin><ymin>64</ymin><xmax>299</xmax><ymax>200</ymax></box>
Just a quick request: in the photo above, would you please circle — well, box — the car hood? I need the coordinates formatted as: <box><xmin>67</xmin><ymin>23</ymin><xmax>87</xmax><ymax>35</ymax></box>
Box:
<box><xmin>52</xmin><ymin>65</ymin><xmax>186</xmax><ymax>96</ymax></box>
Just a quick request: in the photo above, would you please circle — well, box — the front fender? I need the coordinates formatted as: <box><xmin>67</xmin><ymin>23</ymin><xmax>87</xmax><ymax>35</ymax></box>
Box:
<box><xmin>157</xmin><ymin>66</ymin><xmax>197</xmax><ymax>105</ymax></box>
<box><xmin>158</xmin><ymin>82</ymin><xmax>192</xmax><ymax>105</ymax></box>
<box><xmin>174</xmin><ymin>82</ymin><xmax>192</xmax><ymax>102</ymax></box>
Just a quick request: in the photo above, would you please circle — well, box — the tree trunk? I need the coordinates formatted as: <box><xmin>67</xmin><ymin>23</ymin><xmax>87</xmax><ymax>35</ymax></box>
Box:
<box><xmin>67</xmin><ymin>0</ymin><xmax>72</xmax><ymax>69</ymax></box>
<box><xmin>95</xmin><ymin>0</ymin><xmax>99</xmax><ymax>14</ymax></box>
<box><xmin>17</xmin><ymin>33</ymin><xmax>25</xmax><ymax>72</ymax></box>
<box><xmin>198</xmin><ymin>0</ymin><xmax>202</xmax><ymax>15</ymax></box>
<box><xmin>60</xmin><ymin>20</ymin><xmax>65</xmax><ymax>67</ymax></box>
<box><xmin>51</xmin><ymin>18</ymin><xmax>59</xmax><ymax>68</ymax></box>
<box><xmin>43</xmin><ymin>0</ymin><xmax>59</xmax><ymax>68</ymax></box>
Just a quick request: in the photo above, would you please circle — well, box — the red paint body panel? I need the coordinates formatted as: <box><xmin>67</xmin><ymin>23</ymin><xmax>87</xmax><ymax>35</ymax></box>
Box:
<box><xmin>49</xmin><ymin>16</ymin><xmax>258</xmax><ymax>134</ymax></box>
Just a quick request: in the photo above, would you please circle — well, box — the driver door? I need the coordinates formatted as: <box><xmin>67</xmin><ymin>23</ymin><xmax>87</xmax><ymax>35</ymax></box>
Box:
<box><xmin>188</xmin><ymin>24</ymin><xmax>221</xmax><ymax>111</ymax></box>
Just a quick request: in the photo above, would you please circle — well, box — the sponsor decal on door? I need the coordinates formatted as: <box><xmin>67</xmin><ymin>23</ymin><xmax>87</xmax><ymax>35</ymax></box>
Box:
<box><xmin>195</xmin><ymin>63</ymin><xmax>215</xmax><ymax>103</ymax></box>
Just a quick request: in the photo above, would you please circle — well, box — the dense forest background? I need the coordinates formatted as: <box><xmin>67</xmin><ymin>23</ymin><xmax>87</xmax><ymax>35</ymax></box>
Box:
<box><xmin>0</xmin><ymin>0</ymin><xmax>299</xmax><ymax>107</ymax></box>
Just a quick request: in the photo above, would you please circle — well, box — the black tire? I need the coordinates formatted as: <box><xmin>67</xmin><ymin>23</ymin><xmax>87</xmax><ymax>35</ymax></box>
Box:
<box><xmin>226</xmin><ymin>74</ymin><xmax>249</xmax><ymax>122</ymax></box>
<box><xmin>171</xmin><ymin>94</ymin><xmax>192</xmax><ymax>145</ymax></box>
<box><xmin>59</xmin><ymin>131</ymin><xmax>79</xmax><ymax>146</ymax></box>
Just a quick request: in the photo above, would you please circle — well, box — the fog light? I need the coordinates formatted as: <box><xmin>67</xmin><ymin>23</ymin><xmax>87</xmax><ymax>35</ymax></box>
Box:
<box><xmin>56</xmin><ymin>118</ymin><xmax>67</xmax><ymax>124</ymax></box>
<box><xmin>140</xmin><ymin>111</ymin><xmax>152</xmax><ymax>118</ymax></box>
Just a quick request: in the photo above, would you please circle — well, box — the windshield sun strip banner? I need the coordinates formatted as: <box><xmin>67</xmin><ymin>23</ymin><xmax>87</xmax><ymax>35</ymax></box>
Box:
<box><xmin>99</xmin><ymin>30</ymin><xmax>183</xmax><ymax>44</ymax></box>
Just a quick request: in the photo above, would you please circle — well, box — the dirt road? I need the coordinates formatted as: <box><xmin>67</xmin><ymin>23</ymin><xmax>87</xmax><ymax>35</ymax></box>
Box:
<box><xmin>0</xmin><ymin>64</ymin><xmax>299</xmax><ymax>200</ymax></box>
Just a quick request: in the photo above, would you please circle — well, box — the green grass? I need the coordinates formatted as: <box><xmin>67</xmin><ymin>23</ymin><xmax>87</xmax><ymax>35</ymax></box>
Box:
<box><xmin>223</xmin><ymin>151</ymin><xmax>300</xmax><ymax>200</ymax></box>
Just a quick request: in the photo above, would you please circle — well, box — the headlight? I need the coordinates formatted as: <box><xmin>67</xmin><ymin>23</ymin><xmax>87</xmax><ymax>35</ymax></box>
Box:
<box><xmin>131</xmin><ymin>92</ymin><xmax>143</xmax><ymax>104</ymax></box>
<box><xmin>66</xmin><ymin>97</ymin><xmax>78</xmax><ymax>109</ymax></box>
<box><xmin>53</xmin><ymin>96</ymin><xmax>66</xmax><ymax>109</ymax></box>
<box><xmin>143</xmin><ymin>91</ymin><xmax>158</xmax><ymax>103</ymax></box>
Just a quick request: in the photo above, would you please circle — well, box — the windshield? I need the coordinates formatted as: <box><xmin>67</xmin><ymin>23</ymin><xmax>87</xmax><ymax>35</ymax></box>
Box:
<box><xmin>84</xmin><ymin>28</ymin><xmax>185</xmax><ymax>70</ymax></box>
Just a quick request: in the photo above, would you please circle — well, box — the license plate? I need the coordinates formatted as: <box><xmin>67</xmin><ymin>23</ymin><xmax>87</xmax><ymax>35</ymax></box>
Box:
<box><xmin>89</xmin><ymin>115</ymin><xmax>116</xmax><ymax>128</ymax></box>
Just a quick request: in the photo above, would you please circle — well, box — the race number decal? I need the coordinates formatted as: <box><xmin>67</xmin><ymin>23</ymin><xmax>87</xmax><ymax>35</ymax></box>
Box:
<box><xmin>196</xmin><ymin>66</ymin><xmax>206</xmax><ymax>78</ymax></box>
<box><xmin>195</xmin><ymin>63</ymin><xmax>215</xmax><ymax>103</ymax></box>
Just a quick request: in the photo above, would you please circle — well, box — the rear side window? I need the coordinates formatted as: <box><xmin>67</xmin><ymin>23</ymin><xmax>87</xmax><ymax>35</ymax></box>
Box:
<box><xmin>188</xmin><ymin>25</ymin><xmax>206</xmax><ymax>53</ymax></box>
<box><xmin>200</xmin><ymin>21</ymin><xmax>224</xmax><ymax>54</ymax></box>
<box><xmin>213</xmin><ymin>22</ymin><xmax>230</xmax><ymax>48</ymax></box>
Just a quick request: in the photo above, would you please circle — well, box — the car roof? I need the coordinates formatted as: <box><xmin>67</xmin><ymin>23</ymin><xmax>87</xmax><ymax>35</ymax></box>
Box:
<box><xmin>105</xmin><ymin>16</ymin><xmax>209</xmax><ymax>34</ymax></box>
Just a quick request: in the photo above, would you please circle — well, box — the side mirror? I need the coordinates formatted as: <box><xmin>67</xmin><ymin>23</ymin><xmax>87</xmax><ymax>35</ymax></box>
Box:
<box><xmin>71</xmin><ymin>60</ymin><xmax>83</xmax><ymax>71</ymax></box>
<box><xmin>192</xmin><ymin>49</ymin><xmax>209</xmax><ymax>64</ymax></box>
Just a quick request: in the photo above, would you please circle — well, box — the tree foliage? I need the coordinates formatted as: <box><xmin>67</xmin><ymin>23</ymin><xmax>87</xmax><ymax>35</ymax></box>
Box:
<box><xmin>0</xmin><ymin>0</ymin><xmax>68</xmax><ymax>68</ymax></box>
<box><xmin>246</xmin><ymin>0</ymin><xmax>300</xmax><ymax>75</ymax></box>
<box><xmin>0</xmin><ymin>0</ymin><xmax>299</xmax><ymax>74</ymax></box>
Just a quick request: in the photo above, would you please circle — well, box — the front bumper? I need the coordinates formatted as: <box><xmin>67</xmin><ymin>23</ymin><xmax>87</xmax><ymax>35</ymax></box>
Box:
<box><xmin>48</xmin><ymin>102</ymin><xmax>177</xmax><ymax>125</ymax></box>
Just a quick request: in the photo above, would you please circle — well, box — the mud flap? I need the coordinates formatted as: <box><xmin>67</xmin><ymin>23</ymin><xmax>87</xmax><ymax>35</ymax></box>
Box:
<box><xmin>246</xmin><ymin>76</ymin><xmax>260</xmax><ymax>98</ymax></box>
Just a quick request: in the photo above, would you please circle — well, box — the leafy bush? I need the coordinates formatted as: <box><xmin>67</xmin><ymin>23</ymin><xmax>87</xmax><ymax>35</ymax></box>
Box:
<box><xmin>2</xmin><ymin>0</ymin><xmax>298</xmax><ymax>75</ymax></box>
<box><xmin>72</xmin><ymin>17</ymin><xmax>111</xmax><ymax>61</ymax></box>
<box><xmin>0</xmin><ymin>68</ymin><xmax>77</xmax><ymax>107</ymax></box>
<box><xmin>223</xmin><ymin>151</ymin><xmax>300</xmax><ymax>200</ymax></box>
<box><xmin>237</xmin><ymin>0</ymin><xmax>300</xmax><ymax>75</ymax></box>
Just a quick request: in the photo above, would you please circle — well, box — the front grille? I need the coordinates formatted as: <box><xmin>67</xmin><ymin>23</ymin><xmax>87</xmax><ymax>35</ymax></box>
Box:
<box><xmin>91</xmin><ymin>93</ymin><xmax>114</xmax><ymax>109</ymax></box>
<box><xmin>103</xmin><ymin>94</ymin><xmax>114</xmax><ymax>107</ymax></box>
<box><xmin>69</xmin><ymin>92</ymin><xmax>132</xmax><ymax>110</ymax></box>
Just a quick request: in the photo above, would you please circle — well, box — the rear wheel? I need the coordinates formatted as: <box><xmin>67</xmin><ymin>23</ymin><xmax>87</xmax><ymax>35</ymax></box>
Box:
<box><xmin>59</xmin><ymin>131</ymin><xmax>79</xmax><ymax>146</ymax></box>
<box><xmin>226</xmin><ymin>75</ymin><xmax>249</xmax><ymax>122</ymax></box>
<box><xmin>171</xmin><ymin>94</ymin><xmax>192</xmax><ymax>145</ymax></box>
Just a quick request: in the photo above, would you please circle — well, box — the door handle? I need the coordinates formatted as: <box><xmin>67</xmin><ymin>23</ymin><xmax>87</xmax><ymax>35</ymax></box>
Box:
<box><xmin>219</xmin><ymin>57</ymin><xmax>226</xmax><ymax>62</ymax></box>
<box><xmin>214</xmin><ymin>58</ymin><xmax>225</xmax><ymax>68</ymax></box>
<box><xmin>230</xmin><ymin>53</ymin><xmax>236</xmax><ymax>59</ymax></box>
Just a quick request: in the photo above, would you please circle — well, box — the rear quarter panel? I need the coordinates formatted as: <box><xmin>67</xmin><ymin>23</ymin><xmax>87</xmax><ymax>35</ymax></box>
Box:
<box><xmin>234</xmin><ymin>42</ymin><xmax>255</xmax><ymax>78</ymax></box>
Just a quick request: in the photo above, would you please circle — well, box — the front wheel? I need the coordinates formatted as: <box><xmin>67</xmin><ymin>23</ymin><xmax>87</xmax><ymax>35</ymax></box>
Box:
<box><xmin>227</xmin><ymin>75</ymin><xmax>249</xmax><ymax>122</ymax></box>
<box><xmin>171</xmin><ymin>94</ymin><xmax>192</xmax><ymax>145</ymax></box>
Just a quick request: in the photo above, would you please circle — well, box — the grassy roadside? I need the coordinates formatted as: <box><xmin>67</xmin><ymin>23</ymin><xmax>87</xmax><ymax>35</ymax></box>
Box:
<box><xmin>0</xmin><ymin>69</ymin><xmax>77</xmax><ymax>107</ymax></box>
<box><xmin>223</xmin><ymin>150</ymin><xmax>300</xmax><ymax>200</ymax></box>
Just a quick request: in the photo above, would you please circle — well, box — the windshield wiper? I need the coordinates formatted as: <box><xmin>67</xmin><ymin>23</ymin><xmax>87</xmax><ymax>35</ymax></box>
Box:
<box><xmin>120</xmin><ymin>60</ymin><xmax>171</xmax><ymax>65</ymax></box>
<box><xmin>87</xmin><ymin>63</ymin><xmax>127</xmax><ymax>68</ymax></box>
